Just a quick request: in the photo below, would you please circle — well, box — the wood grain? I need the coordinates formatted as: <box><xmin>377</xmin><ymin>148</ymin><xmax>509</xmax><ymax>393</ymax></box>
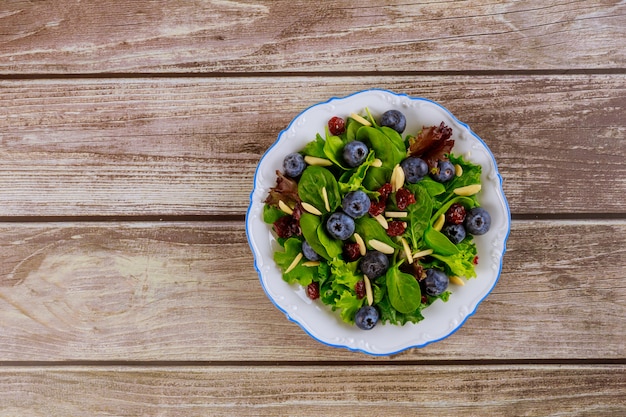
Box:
<box><xmin>0</xmin><ymin>220</ymin><xmax>623</xmax><ymax>361</ymax></box>
<box><xmin>0</xmin><ymin>75</ymin><xmax>624</xmax><ymax>216</ymax></box>
<box><xmin>0</xmin><ymin>365</ymin><xmax>623</xmax><ymax>416</ymax></box>
<box><xmin>0</xmin><ymin>1</ymin><xmax>624</xmax><ymax>73</ymax></box>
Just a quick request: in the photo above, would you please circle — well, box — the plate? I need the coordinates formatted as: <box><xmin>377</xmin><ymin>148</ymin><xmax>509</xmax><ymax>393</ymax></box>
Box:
<box><xmin>246</xmin><ymin>89</ymin><xmax>510</xmax><ymax>355</ymax></box>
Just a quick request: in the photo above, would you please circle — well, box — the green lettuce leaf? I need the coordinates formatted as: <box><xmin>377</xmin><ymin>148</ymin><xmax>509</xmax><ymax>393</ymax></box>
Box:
<box><xmin>301</xmin><ymin>134</ymin><xmax>326</xmax><ymax>158</ymax></box>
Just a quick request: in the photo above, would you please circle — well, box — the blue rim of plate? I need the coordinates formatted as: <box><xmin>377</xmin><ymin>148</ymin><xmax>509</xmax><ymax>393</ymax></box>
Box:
<box><xmin>246</xmin><ymin>89</ymin><xmax>511</xmax><ymax>356</ymax></box>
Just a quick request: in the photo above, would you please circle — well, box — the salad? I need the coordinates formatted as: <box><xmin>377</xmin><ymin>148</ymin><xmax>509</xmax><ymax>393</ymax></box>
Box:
<box><xmin>263</xmin><ymin>108</ymin><xmax>491</xmax><ymax>330</ymax></box>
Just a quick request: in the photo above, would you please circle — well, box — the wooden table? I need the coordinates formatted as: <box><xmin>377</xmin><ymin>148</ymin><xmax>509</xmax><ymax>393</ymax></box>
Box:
<box><xmin>1</xmin><ymin>1</ymin><xmax>624</xmax><ymax>415</ymax></box>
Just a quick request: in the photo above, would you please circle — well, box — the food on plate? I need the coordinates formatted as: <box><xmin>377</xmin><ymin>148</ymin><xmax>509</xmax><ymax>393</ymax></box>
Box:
<box><xmin>263</xmin><ymin>109</ymin><xmax>491</xmax><ymax>330</ymax></box>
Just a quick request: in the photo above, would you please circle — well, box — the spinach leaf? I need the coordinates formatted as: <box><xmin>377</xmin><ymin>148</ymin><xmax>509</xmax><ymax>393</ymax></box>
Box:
<box><xmin>362</xmin><ymin>166</ymin><xmax>392</xmax><ymax>191</ymax></box>
<box><xmin>273</xmin><ymin>238</ymin><xmax>315</xmax><ymax>286</ymax></box>
<box><xmin>263</xmin><ymin>204</ymin><xmax>287</xmax><ymax>224</ymax></box>
<box><xmin>378</xmin><ymin>126</ymin><xmax>406</xmax><ymax>154</ymax></box>
<box><xmin>322</xmin><ymin>127</ymin><xmax>350</xmax><ymax>169</ymax></box>
<box><xmin>345</xmin><ymin>117</ymin><xmax>362</xmax><ymax>142</ymax></box>
<box><xmin>300</xmin><ymin>212</ymin><xmax>343</xmax><ymax>261</ymax></box>
<box><xmin>385</xmin><ymin>262</ymin><xmax>422</xmax><ymax>314</ymax></box>
<box><xmin>356</xmin><ymin>126</ymin><xmax>405</xmax><ymax>169</ymax></box>
<box><xmin>354</xmin><ymin>216</ymin><xmax>400</xmax><ymax>250</ymax></box>
<box><xmin>300</xmin><ymin>213</ymin><xmax>329</xmax><ymax>260</ymax></box>
<box><xmin>418</xmin><ymin>177</ymin><xmax>446</xmax><ymax>197</ymax></box>
<box><xmin>424</xmin><ymin>226</ymin><xmax>459</xmax><ymax>256</ymax></box>
<box><xmin>298</xmin><ymin>166</ymin><xmax>341</xmax><ymax>214</ymax></box>
<box><xmin>317</xmin><ymin>220</ymin><xmax>343</xmax><ymax>259</ymax></box>
<box><xmin>405</xmin><ymin>184</ymin><xmax>432</xmax><ymax>248</ymax></box>
<box><xmin>301</xmin><ymin>134</ymin><xmax>326</xmax><ymax>158</ymax></box>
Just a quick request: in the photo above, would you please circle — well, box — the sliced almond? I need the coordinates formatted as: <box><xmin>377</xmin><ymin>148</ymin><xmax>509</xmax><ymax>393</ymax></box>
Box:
<box><xmin>413</xmin><ymin>248</ymin><xmax>434</xmax><ymax>259</ymax></box>
<box><xmin>392</xmin><ymin>164</ymin><xmax>405</xmax><ymax>192</ymax></box>
<box><xmin>321</xmin><ymin>186</ymin><xmax>330</xmax><ymax>212</ymax></box>
<box><xmin>433</xmin><ymin>213</ymin><xmax>445</xmax><ymax>232</ymax></box>
<box><xmin>363</xmin><ymin>274</ymin><xmax>374</xmax><ymax>306</ymax></box>
<box><xmin>353</xmin><ymin>233</ymin><xmax>366</xmax><ymax>256</ymax></box>
<box><xmin>350</xmin><ymin>112</ymin><xmax>372</xmax><ymax>127</ymax></box>
<box><xmin>285</xmin><ymin>252</ymin><xmax>303</xmax><ymax>274</ymax></box>
<box><xmin>278</xmin><ymin>200</ymin><xmax>293</xmax><ymax>215</ymax></box>
<box><xmin>302</xmin><ymin>261</ymin><xmax>321</xmax><ymax>267</ymax></box>
<box><xmin>401</xmin><ymin>238</ymin><xmax>413</xmax><ymax>264</ymax></box>
<box><xmin>385</xmin><ymin>211</ymin><xmax>408</xmax><ymax>218</ymax></box>
<box><xmin>369</xmin><ymin>239</ymin><xmax>395</xmax><ymax>255</ymax></box>
<box><xmin>453</xmin><ymin>184</ymin><xmax>482</xmax><ymax>196</ymax></box>
<box><xmin>301</xmin><ymin>201</ymin><xmax>322</xmax><ymax>216</ymax></box>
<box><xmin>454</xmin><ymin>164</ymin><xmax>463</xmax><ymax>177</ymax></box>
<box><xmin>373</xmin><ymin>214</ymin><xmax>388</xmax><ymax>229</ymax></box>
<box><xmin>371</xmin><ymin>158</ymin><xmax>383</xmax><ymax>168</ymax></box>
<box><xmin>449</xmin><ymin>275</ymin><xmax>465</xmax><ymax>286</ymax></box>
<box><xmin>304</xmin><ymin>155</ymin><xmax>333</xmax><ymax>166</ymax></box>
<box><xmin>464</xmin><ymin>151</ymin><xmax>472</xmax><ymax>159</ymax></box>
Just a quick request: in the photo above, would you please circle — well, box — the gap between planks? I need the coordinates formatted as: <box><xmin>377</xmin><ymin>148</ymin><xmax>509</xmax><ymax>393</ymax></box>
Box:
<box><xmin>0</xmin><ymin>69</ymin><xmax>626</xmax><ymax>80</ymax></box>
<box><xmin>0</xmin><ymin>359</ymin><xmax>625</xmax><ymax>367</ymax></box>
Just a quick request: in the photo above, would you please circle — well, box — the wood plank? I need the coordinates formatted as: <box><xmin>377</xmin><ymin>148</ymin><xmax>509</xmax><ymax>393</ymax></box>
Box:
<box><xmin>0</xmin><ymin>1</ymin><xmax>624</xmax><ymax>73</ymax></box>
<box><xmin>0</xmin><ymin>365</ymin><xmax>623</xmax><ymax>416</ymax></box>
<box><xmin>0</xmin><ymin>220</ymin><xmax>623</xmax><ymax>361</ymax></box>
<box><xmin>0</xmin><ymin>75</ymin><xmax>624</xmax><ymax>216</ymax></box>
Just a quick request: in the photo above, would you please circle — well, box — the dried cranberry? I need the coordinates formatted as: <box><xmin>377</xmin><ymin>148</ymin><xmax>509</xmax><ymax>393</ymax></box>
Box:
<box><xmin>473</xmin><ymin>256</ymin><xmax>479</xmax><ymax>265</ymax></box>
<box><xmin>395</xmin><ymin>188</ymin><xmax>416</xmax><ymax>210</ymax></box>
<box><xmin>273</xmin><ymin>215</ymin><xmax>300</xmax><ymax>238</ymax></box>
<box><xmin>412</xmin><ymin>263</ymin><xmax>425</xmax><ymax>281</ymax></box>
<box><xmin>343</xmin><ymin>242</ymin><xmax>361</xmax><ymax>262</ymax></box>
<box><xmin>355</xmin><ymin>280</ymin><xmax>366</xmax><ymax>300</ymax></box>
<box><xmin>306</xmin><ymin>282</ymin><xmax>320</xmax><ymax>300</ymax></box>
<box><xmin>386</xmin><ymin>220</ymin><xmax>407</xmax><ymax>236</ymax></box>
<box><xmin>421</xmin><ymin>295</ymin><xmax>428</xmax><ymax>304</ymax></box>
<box><xmin>446</xmin><ymin>203</ymin><xmax>467</xmax><ymax>225</ymax></box>
<box><xmin>368</xmin><ymin>200</ymin><xmax>386</xmax><ymax>216</ymax></box>
<box><xmin>291</xmin><ymin>202</ymin><xmax>303</xmax><ymax>221</ymax></box>
<box><xmin>377</xmin><ymin>183</ymin><xmax>393</xmax><ymax>201</ymax></box>
<box><xmin>328</xmin><ymin>116</ymin><xmax>346</xmax><ymax>135</ymax></box>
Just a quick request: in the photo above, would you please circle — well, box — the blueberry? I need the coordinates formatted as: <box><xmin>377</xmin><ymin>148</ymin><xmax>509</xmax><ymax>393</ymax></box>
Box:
<box><xmin>400</xmin><ymin>157</ymin><xmax>429</xmax><ymax>183</ymax></box>
<box><xmin>282</xmin><ymin>153</ymin><xmax>306</xmax><ymax>177</ymax></box>
<box><xmin>431</xmin><ymin>160</ymin><xmax>455</xmax><ymax>183</ymax></box>
<box><xmin>302</xmin><ymin>240</ymin><xmax>321</xmax><ymax>261</ymax></box>
<box><xmin>442</xmin><ymin>223</ymin><xmax>466</xmax><ymax>244</ymax></box>
<box><xmin>342</xmin><ymin>190</ymin><xmax>371</xmax><ymax>218</ymax></box>
<box><xmin>423</xmin><ymin>269</ymin><xmax>449</xmax><ymax>296</ymax></box>
<box><xmin>326</xmin><ymin>212</ymin><xmax>355</xmax><ymax>241</ymax></box>
<box><xmin>355</xmin><ymin>305</ymin><xmax>379</xmax><ymax>330</ymax></box>
<box><xmin>380</xmin><ymin>110</ymin><xmax>406</xmax><ymax>133</ymax></box>
<box><xmin>359</xmin><ymin>250</ymin><xmax>389</xmax><ymax>279</ymax></box>
<box><xmin>464</xmin><ymin>207</ymin><xmax>491</xmax><ymax>235</ymax></box>
<box><xmin>342</xmin><ymin>141</ymin><xmax>369</xmax><ymax>167</ymax></box>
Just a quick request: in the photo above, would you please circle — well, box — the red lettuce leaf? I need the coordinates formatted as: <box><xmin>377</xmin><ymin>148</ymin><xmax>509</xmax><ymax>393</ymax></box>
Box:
<box><xmin>264</xmin><ymin>170</ymin><xmax>301</xmax><ymax>207</ymax></box>
<box><xmin>408</xmin><ymin>122</ymin><xmax>454</xmax><ymax>168</ymax></box>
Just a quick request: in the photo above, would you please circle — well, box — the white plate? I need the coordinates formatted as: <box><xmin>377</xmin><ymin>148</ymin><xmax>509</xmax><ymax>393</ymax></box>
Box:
<box><xmin>246</xmin><ymin>89</ymin><xmax>510</xmax><ymax>355</ymax></box>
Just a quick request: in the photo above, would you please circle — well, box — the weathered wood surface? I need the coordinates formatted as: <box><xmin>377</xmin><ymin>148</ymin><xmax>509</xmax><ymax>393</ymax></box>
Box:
<box><xmin>0</xmin><ymin>220</ymin><xmax>623</xmax><ymax>361</ymax></box>
<box><xmin>0</xmin><ymin>365</ymin><xmax>623</xmax><ymax>416</ymax></box>
<box><xmin>1</xmin><ymin>74</ymin><xmax>624</xmax><ymax>217</ymax></box>
<box><xmin>1</xmin><ymin>0</ymin><xmax>624</xmax><ymax>414</ymax></box>
<box><xmin>0</xmin><ymin>0</ymin><xmax>624</xmax><ymax>73</ymax></box>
